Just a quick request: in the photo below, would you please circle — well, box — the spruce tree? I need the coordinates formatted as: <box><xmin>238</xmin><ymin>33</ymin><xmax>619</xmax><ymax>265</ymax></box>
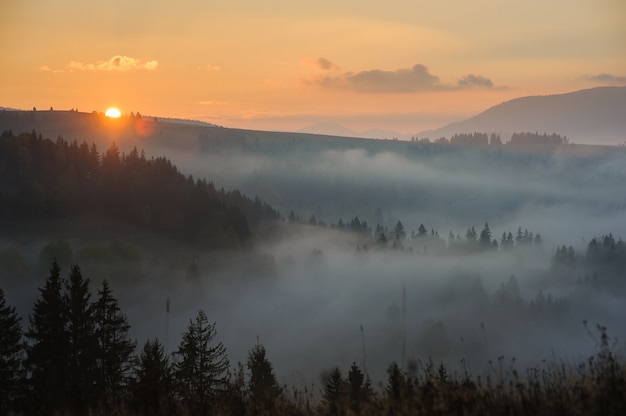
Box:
<box><xmin>174</xmin><ymin>309</ymin><xmax>229</xmax><ymax>414</ymax></box>
<box><xmin>25</xmin><ymin>259</ymin><xmax>70</xmax><ymax>414</ymax></box>
<box><xmin>0</xmin><ymin>288</ymin><xmax>25</xmax><ymax>415</ymax></box>
<box><xmin>64</xmin><ymin>264</ymin><xmax>98</xmax><ymax>414</ymax></box>
<box><xmin>479</xmin><ymin>222</ymin><xmax>492</xmax><ymax>247</ymax></box>
<box><xmin>347</xmin><ymin>362</ymin><xmax>372</xmax><ymax>415</ymax></box>
<box><xmin>247</xmin><ymin>343</ymin><xmax>282</xmax><ymax>415</ymax></box>
<box><xmin>323</xmin><ymin>367</ymin><xmax>346</xmax><ymax>415</ymax></box>
<box><xmin>133</xmin><ymin>338</ymin><xmax>173</xmax><ymax>416</ymax></box>
<box><xmin>94</xmin><ymin>279</ymin><xmax>136</xmax><ymax>411</ymax></box>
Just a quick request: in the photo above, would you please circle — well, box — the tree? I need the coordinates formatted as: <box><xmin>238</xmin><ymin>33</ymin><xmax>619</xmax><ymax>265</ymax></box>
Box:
<box><xmin>479</xmin><ymin>222</ymin><xmax>492</xmax><ymax>248</ymax></box>
<box><xmin>393</xmin><ymin>221</ymin><xmax>406</xmax><ymax>241</ymax></box>
<box><xmin>133</xmin><ymin>338</ymin><xmax>173</xmax><ymax>416</ymax></box>
<box><xmin>0</xmin><ymin>288</ymin><xmax>25</xmax><ymax>415</ymax></box>
<box><xmin>322</xmin><ymin>367</ymin><xmax>346</xmax><ymax>415</ymax></box>
<box><xmin>385</xmin><ymin>362</ymin><xmax>412</xmax><ymax>412</ymax></box>
<box><xmin>377</xmin><ymin>232</ymin><xmax>388</xmax><ymax>247</ymax></box>
<box><xmin>64</xmin><ymin>264</ymin><xmax>98</xmax><ymax>414</ymax></box>
<box><xmin>174</xmin><ymin>309</ymin><xmax>229</xmax><ymax>414</ymax></box>
<box><xmin>25</xmin><ymin>259</ymin><xmax>70</xmax><ymax>414</ymax></box>
<box><xmin>94</xmin><ymin>280</ymin><xmax>136</xmax><ymax>411</ymax></box>
<box><xmin>417</xmin><ymin>224</ymin><xmax>428</xmax><ymax>237</ymax></box>
<box><xmin>347</xmin><ymin>362</ymin><xmax>372</xmax><ymax>415</ymax></box>
<box><xmin>247</xmin><ymin>343</ymin><xmax>282</xmax><ymax>416</ymax></box>
<box><xmin>466</xmin><ymin>226</ymin><xmax>477</xmax><ymax>242</ymax></box>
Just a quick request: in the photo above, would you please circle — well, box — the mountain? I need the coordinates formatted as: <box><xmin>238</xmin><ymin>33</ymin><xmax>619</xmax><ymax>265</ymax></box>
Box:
<box><xmin>417</xmin><ymin>86</ymin><xmax>626</xmax><ymax>145</ymax></box>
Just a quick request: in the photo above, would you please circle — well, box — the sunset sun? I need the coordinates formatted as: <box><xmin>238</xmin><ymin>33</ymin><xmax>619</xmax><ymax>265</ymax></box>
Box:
<box><xmin>105</xmin><ymin>107</ymin><xmax>121</xmax><ymax>118</ymax></box>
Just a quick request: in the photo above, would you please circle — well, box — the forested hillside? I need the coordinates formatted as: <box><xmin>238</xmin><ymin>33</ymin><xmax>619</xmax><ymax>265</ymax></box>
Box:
<box><xmin>0</xmin><ymin>130</ymin><xmax>279</xmax><ymax>248</ymax></box>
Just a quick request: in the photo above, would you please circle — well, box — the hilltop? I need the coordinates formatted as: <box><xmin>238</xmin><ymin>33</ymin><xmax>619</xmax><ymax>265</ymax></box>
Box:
<box><xmin>418</xmin><ymin>86</ymin><xmax>626</xmax><ymax>145</ymax></box>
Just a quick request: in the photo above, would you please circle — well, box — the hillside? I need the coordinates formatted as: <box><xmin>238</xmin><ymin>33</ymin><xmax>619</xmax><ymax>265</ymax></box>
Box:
<box><xmin>0</xmin><ymin>130</ymin><xmax>280</xmax><ymax>249</ymax></box>
<box><xmin>418</xmin><ymin>86</ymin><xmax>626</xmax><ymax>145</ymax></box>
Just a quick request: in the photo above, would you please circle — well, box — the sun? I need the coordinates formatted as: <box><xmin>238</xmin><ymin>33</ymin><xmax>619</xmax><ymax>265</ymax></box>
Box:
<box><xmin>105</xmin><ymin>107</ymin><xmax>121</xmax><ymax>118</ymax></box>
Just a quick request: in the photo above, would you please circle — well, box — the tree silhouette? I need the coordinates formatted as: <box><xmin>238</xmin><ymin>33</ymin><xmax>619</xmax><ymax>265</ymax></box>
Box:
<box><xmin>174</xmin><ymin>309</ymin><xmax>229</xmax><ymax>414</ymax></box>
<box><xmin>347</xmin><ymin>362</ymin><xmax>372</xmax><ymax>415</ymax></box>
<box><xmin>25</xmin><ymin>259</ymin><xmax>70</xmax><ymax>414</ymax></box>
<box><xmin>247</xmin><ymin>343</ymin><xmax>282</xmax><ymax>416</ymax></box>
<box><xmin>133</xmin><ymin>338</ymin><xmax>173</xmax><ymax>416</ymax></box>
<box><xmin>479</xmin><ymin>222</ymin><xmax>492</xmax><ymax>248</ymax></box>
<box><xmin>64</xmin><ymin>264</ymin><xmax>98</xmax><ymax>414</ymax></box>
<box><xmin>94</xmin><ymin>279</ymin><xmax>136</xmax><ymax>412</ymax></box>
<box><xmin>393</xmin><ymin>221</ymin><xmax>406</xmax><ymax>241</ymax></box>
<box><xmin>322</xmin><ymin>367</ymin><xmax>346</xmax><ymax>415</ymax></box>
<box><xmin>0</xmin><ymin>288</ymin><xmax>25</xmax><ymax>415</ymax></box>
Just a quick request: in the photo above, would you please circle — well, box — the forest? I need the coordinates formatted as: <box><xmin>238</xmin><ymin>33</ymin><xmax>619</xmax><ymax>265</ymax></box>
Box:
<box><xmin>0</xmin><ymin>130</ymin><xmax>279</xmax><ymax>248</ymax></box>
<box><xmin>1</xmin><ymin>258</ymin><xmax>625</xmax><ymax>415</ymax></box>
<box><xmin>1</xmin><ymin>126</ymin><xmax>626</xmax><ymax>415</ymax></box>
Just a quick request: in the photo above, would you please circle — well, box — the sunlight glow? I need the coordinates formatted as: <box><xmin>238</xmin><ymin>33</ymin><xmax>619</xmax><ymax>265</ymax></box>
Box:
<box><xmin>105</xmin><ymin>107</ymin><xmax>122</xmax><ymax>118</ymax></box>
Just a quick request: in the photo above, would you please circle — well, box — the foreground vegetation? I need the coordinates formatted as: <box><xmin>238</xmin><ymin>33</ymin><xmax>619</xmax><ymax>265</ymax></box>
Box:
<box><xmin>1</xmin><ymin>260</ymin><xmax>625</xmax><ymax>415</ymax></box>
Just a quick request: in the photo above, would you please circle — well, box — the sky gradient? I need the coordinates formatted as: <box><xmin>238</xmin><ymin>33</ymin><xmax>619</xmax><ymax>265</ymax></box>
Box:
<box><xmin>1</xmin><ymin>1</ymin><xmax>625</xmax><ymax>135</ymax></box>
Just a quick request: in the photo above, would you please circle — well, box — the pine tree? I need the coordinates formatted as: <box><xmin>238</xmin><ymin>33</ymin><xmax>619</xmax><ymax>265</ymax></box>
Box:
<box><xmin>479</xmin><ymin>222</ymin><xmax>492</xmax><ymax>247</ymax></box>
<box><xmin>174</xmin><ymin>309</ymin><xmax>229</xmax><ymax>414</ymax></box>
<box><xmin>133</xmin><ymin>338</ymin><xmax>173</xmax><ymax>416</ymax></box>
<box><xmin>323</xmin><ymin>367</ymin><xmax>346</xmax><ymax>415</ymax></box>
<box><xmin>347</xmin><ymin>362</ymin><xmax>372</xmax><ymax>415</ymax></box>
<box><xmin>393</xmin><ymin>221</ymin><xmax>406</xmax><ymax>241</ymax></box>
<box><xmin>0</xmin><ymin>288</ymin><xmax>25</xmax><ymax>415</ymax></box>
<box><xmin>64</xmin><ymin>264</ymin><xmax>98</xmax><ymax>414</ymax></box>
<box><xmin>94</xmin><ymin>279</ymin><xmax>136</xmax><ymax>411</ymax></box>
<box><xmin>385</xmin><ymin>362</ymin><xmax>411</xmax><ymax>412</ymax></box>
<box><xmin>25</xmin><ymin>259</ymin><xmax>70</xmax><ymax>414</ymax></box>
<box><xmin>247</xmin><ymin>343</ymin><xmax>282</xmax><ymax>416</ymax></box>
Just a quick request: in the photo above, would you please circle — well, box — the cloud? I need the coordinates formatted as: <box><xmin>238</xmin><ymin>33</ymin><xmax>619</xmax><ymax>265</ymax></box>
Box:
<box><xmin>307</xmin><ymin>63</ymin><xmax>499</xmax><ymax>93</ymax></box>
<box><xmin>303</xmin><ymin>57</ymin><xmax>340</xmax><ymax>71</ymax></box>
<box><xmin>311</xmin><ymin>63</ymin><xmax>441</xmax><ymax>93</ymax></box>
<box><xmin>586</xmin><ymin>73</ymin><xmax>626</xmax><ymax>84</ymax></box>
<box><xmin>196</xmin><ymin>100</ymin><xmax>227</xmax><ymax>106</ymax></box>
<box><xmin>316</xmin><ymin>57</ymin><xmax>340</xmax><ymax>71</ymax></box>
<box><xmin>40</xmin><ymin>55</ymin><xmax>158</xmax><ymax>73</ymax></box>
<box><xmin>458</xmin><ymin>74</ymin><xmax>494</xmax><ymax>88</ymax></box>
<box><xmin>203</xmin><ymin>64</ymin><xmax>221</xmax><ymax>72</ymax></box>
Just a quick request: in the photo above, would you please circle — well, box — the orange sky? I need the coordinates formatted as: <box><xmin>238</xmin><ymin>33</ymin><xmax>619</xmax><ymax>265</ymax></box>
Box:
<box><xmin>1</xmin><ymin>0</ymin><xmax>625</xmax><ymax>135</ymax></box>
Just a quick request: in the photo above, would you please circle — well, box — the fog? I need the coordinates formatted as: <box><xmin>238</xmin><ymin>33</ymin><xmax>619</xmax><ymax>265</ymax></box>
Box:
<box><xmin>158</xmin><ymin>140</ymin><xmax>626</xmax><ymax>247</ymax></box>
<box><xmin>3</xmin><ymin>136</ymin><xmax>626</xmax><ymax>390</ymax></box>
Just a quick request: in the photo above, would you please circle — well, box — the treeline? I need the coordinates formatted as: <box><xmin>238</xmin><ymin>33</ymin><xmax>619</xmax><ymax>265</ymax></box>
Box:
<box><xmin>2</xmin><ymin>261</ymin><xmax>625</xmax><ymax>415</ymax></box>
<box><xmin>291</xmin><ymin>214</ymin><xmax>541</xmax><ymax>255</ymax></box>
<box><xmin>411</xmin><ymin>131</ymin><xmax>568</xmax><ymax>149</ymax></box>
<box><xmin>0</xmin><ymin>130</ymin><xmax>280</xmax><ymax>248</ymax></box>
<box><xmin>553</xmin><ymin>234</ymin><xmax>626</xmax><ymax>273</ymax></box>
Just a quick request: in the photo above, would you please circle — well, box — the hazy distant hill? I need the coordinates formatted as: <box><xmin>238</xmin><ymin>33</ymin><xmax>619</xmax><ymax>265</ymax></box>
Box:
<box><xmin>418</xmin><ymin>86</ymin><xmax>626</xmax><ymax>145</ymax></box>
<box><xmin>298</xmin><ymin>123</ymin><xmax>411</xmax><ymax>140</ymax></box>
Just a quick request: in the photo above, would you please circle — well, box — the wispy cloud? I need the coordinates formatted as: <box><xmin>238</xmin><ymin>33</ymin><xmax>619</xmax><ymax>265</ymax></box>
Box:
<box><xmin>39</xmin><ymin>55</ymin><xmax>158</xmax><ymax>73</ymax></box>
<box><xmin>458</xmin><ymin>74</ymin><xmax>494</xmax><ymax>88</ymax></box>
<box><xmin>303</xmin><ymin>57</ymin><xmax>341</xmax><ymax>71</ymax></box>
<box><xmin>196</xmin><ymin>100</ymin><xmax>227</xmax><ymax>106</ymax></box>
<box><xmin>306</xmin><ymin>62</ymin><xmax>497</xmax><ymax>93</ymax></box>
<box><xmin>586</xmin><ymin>73</ymin><xmax>626</xmax><ymax>84</ymax></box>
<box><xmin>202</xmin><ymin>64</ymin><xmax>221</xmax><ymax>72</ymax></box>
<box><xmin>317</xmin><ymin>57</ymin><xmax>339</xmax><ymax>71</ymax></box>
<box><xmin>309</xmin><ymin>63</ymin><xmax>440</xmax><ymax>93</ymax></box>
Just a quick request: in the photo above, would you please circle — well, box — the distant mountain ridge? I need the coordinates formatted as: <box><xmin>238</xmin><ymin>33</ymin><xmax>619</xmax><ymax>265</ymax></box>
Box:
<box><xmin>418</xmin><ymin>86</ymin><xmax>626</xmax><ymax>145</ymax></box>
<box><xmin>298</xmin><ymin>123</ymin><xmax>411</xmax><ymax>140</ymax></box>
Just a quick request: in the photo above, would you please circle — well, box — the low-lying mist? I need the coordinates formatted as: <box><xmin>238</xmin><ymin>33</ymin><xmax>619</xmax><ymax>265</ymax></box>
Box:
<box><xmin>3</xmin><ymin>134</ymin><xmax>626</xmax><ymax>391</ymax></box>
<box><xmin>157</xmin><ymin>142</ymin><xmax>626</xmax><ymax>249</ymax></box>
<box><xmin>4</xmin><ymin>221</ymin><xmax>622</xmax><ymax>390</ymax></box>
